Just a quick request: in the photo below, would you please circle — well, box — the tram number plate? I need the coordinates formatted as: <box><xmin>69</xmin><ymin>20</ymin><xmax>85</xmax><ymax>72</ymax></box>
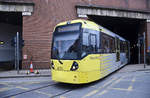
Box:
<box><xmin>57</xmin><ymin>67</ymin><xmax>63</xmax><ymax>71</ymax></box>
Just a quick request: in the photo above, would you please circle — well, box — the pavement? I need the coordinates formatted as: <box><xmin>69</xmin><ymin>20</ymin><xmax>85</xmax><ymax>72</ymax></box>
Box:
<box><xmin>118</xmin><ymin>64</ymin><xmax>150</xmax><ymax>73</ymax></box>
<box><xmin>0</xmin><ymin>69</ymin><xmax>51</xmax><ymax>78</ymax></box>
<box><xmin>0</xmin><ymin>64</ymin><xmax>149</xmax><ymax>78</ymax></box>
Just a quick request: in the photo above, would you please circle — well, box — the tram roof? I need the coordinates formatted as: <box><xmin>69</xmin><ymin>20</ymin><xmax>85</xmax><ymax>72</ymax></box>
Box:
<box><xmin>56</xmin><ymin>19</ymin><xmax>127</xmax><ymax>41</ymax></box>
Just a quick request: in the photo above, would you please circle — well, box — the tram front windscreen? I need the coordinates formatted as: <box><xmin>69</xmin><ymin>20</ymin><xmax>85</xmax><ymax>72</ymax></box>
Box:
<box><xmin>51</xmin><ymin>23</ymin><xmax>81</xmax><ymax>60</ymax></box>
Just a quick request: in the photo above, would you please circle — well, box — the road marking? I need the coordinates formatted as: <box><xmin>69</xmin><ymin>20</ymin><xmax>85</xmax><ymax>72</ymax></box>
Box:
<box><xmin>98</xmin><ymin>90</ymin><xmax>107</xmax><ymax>96</ymax></box>
<box><xmin>0</xmin><ymin>87</ymin><xmax>12</xmax><ymax>92</ymax></box>
<box><xmin>126</xmin><ymin>76</ymin><xmax>135</xmax><ymax>92</ymax></box>
<box><xmin>90</xmin><ymin>85</ymin><xmax>96</xmax><ymax>88</ymax></box>
<box><xmin>0</xmin><ymin>82</ymin><xmax>9</xmax><ymax>85</ymax></box>
<box><xmin>10</xmin><ymin>96</ymin><xmax>15</xmax><ymax>98</ymax></box>
<box><xmin>26</xmin><ymin>81</ymin><xmax>41</xmax><ymax>85</ymax></box>
<box><xmin>100</xmin><ymin>77</ymin><xmax>118</xmax><ymax>88</ymax></box>
<box><xmin>60</xmin><ymin>96</ymin><xmax>67</xmax><ymax>98</ymax></box>
<box><xmin>108</xmin><ymin>75</ymin><xmax>133</xmax><ymax>92</ymax></box>
<box><xmin>109</xmin><ymin>87</ymin><xmax>129</xmax><ymax>91</ymax></box>
<box><xmin>109</xmin><ymin>85</ymin><xmax>133</xmax><ymax>92</ymax></box>
<box><xmin>82</xmin><ymin>77</ymin><xmax>118</xmax><ymax>98</ymax></box>
<box><xmin>83</xmin><ymin>90</ymin><xmax>98</xmax><ymax>98</ymax></box>
<box><xmin>96</xmin><ymin>76</ymin><xmax>125</xmax><ymax>97</ymax></box>
<box><xmin>34</xmin><ymin>90</ymin><xmax>52</xmax><ymax>97</ymax></box>
<box><xmin>128</xmin><ymin>86</ymin><xmax>133</xmax><ymax>91</ymax></box>
<box><xmin>131</xmin><ymin>77</ymin><xmax>136</xmax><ymax>82</ymax></box>
<box><xmin>15</xmin><ymin>86</ymin><xmax>53</xmax><ymax>97</ymax></box>
<box><xmin>109</xmin><ymin>76</ymin><xmax>124</xmax><ymax>88</ymax></box>
<box><xmin>0</xmin><ymin>82</ymin><xmax>12</xmax><ymax>87</ymax></box>
<box><xmin>16</xmin><ymin>86</ymin><xmax>30</xmax><ymax>90</ymax></box>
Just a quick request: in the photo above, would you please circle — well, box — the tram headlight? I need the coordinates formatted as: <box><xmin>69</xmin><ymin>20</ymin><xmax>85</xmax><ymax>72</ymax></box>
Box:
<box><xmin>51</xmin><ymin>61</ymin><xmax>54</xmax><ymax>69</ymax></box>
<box><xmin>70</xmin><ymin>61</ymin><xmax>79</xmax><ymax>71</ymax></box>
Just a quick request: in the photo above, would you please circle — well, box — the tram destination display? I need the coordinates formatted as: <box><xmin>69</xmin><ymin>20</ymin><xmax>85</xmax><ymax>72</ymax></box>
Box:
<box><xmin>57</xmin><ymin>23</ymin><xmax>80</xmax><ymax>33</ymax></box>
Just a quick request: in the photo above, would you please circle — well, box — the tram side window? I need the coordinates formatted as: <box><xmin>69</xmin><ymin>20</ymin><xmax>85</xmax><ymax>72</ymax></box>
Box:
<box><xmin>89</xmin><ymin>34</ymin><xmax>97</xmax><ymax>52</ymax></box>
<box><xmin>124</xmin><ymin>42</ymin><xmax>128</xmax><ymax>52</ymax></box>
<box><xmin>102</xmin><ymin>37</ymin><xmax>108</xmax><ymax>53</ymax></box>
<box><xmin>82</xmin><ymin>32</ymin><xmax>98</xmax><ymax>57</ymax></box>
<box><xmin>120</xmin><ymin>41</ymin><xmax>127</xmax><ymax>53</ymax></box>
<box><xmin>101</xmin><ymin>33</ymin><xmax>115</xmax><ymax>53</ymax></box>
<box><xmin>124</xmin><ymin>41</ymin><xmax>127</xmax><ymax>52</ymax></box>
<box><xmin>82</xmin><ymin>32</ymin><xmax>90</xmax><ymax>57</ymax></box>
<box><xmin>101</xmin><ymin>34</ymin><xmax>109</xmax><ymax>53</ymax></box>
<box><xmin>126</xmin><ymin>41</ymin><xmax>130</xmax><ymax>58</ymax></box>
<box><xmin>110</xmin><ymin>37</ymin><xmax>115</xmax><ymax>53</ymax></box>
<box><xmin>120</xmin><ymin>41</ymin><xmax>123</xmax><ymax>52</ymax></box>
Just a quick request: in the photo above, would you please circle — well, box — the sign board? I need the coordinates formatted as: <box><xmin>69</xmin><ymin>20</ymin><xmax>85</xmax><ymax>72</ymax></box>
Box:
<box><xmin>78</xmin><ymin>14</ymin><xmax>88</xmax><ymax>18</ymax></box>
<box><xmin>147</xmin><ymin>19</ymin><xmax>150</xmax><ymax>23</ymax></box>
<box><xmin>23</xmin><ymin>55</ymin><xmax>28</xmax><ymax>60</ymax></box>
<box><xmin>22</xmin><ymin>12</ymin><xmax>32</xmax><ymax>16</ymax></box>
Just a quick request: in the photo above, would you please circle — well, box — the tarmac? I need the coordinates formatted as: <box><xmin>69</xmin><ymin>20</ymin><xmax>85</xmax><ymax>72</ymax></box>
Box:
<box><xmin>0</xmin><ymin>64</ymin><xmax>150</xmax><ymax>78</ymax></box>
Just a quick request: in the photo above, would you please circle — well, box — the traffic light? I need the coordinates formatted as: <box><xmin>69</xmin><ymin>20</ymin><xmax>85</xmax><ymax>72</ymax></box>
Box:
<box><xmin>11</xmin><ymin>37</ymin><xmax>24</xmax><ymax>47</ymax></box>
<box><xmin>11</xmin><ymin>37</ymin><xmax>16</xmax><ymax>47</ymax></box>
<box><xmin>0</xmin><ymin>41</ymin><xmax>4</xmax><ymax>45</ymax></box>
<box><xmin>21</xmin><ymin>39</ymin><xmax>24</xmax><ymax>47</ymax></box>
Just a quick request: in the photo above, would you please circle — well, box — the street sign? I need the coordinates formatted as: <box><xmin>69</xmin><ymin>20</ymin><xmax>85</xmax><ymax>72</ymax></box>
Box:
<box><xmin>24</xmin><ymin>55</ymin><xmax>27</xmax><ymax>60</ymax></box>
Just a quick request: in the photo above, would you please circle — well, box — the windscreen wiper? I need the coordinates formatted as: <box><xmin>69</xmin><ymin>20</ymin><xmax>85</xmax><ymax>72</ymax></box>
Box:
<box><xmin>53</xmin><ymin>51</ymin><xmax>63</xmax><ymax>64</ymax></box>
<box><xmin>58</xmin><ymin>59</ymin><xmax>63</xmax><ymax>64</ymax></box>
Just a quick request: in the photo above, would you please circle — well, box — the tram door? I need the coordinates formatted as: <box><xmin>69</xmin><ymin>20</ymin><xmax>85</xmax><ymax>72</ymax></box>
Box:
<box><xmin>115</xmin><ymin>37</ymin><xmax>120</xmax><ymax>62</ymax></box>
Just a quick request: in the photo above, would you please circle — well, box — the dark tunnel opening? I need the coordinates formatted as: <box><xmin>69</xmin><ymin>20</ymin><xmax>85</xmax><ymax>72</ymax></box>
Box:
<box><xmin>0</xmin><ymin>12</ymin><xmax>22</xmax><ymax>69</ymax></box>
<box><xmin>88</xmin><ymin>15</ymin><xmax>146</xmax><ymax>64</ymax></box>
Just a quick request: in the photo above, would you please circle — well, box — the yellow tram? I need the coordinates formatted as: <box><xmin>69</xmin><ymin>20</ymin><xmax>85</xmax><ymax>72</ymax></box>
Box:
<box><xmin>51</xmin><ymin>19</ymin><xmax>130</xmax><ymax>84</ymax></box>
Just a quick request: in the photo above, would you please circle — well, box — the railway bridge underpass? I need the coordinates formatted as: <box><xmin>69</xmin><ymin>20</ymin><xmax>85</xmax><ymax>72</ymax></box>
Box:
<box><xmin>0</xmin><ymin>1</ymin><xmax>34</xmax><ymax>69</ymax></box>
<box><xmin>76</xmin><ymin>4</ymin><xmax>150</xmax><ymax>64</ymax></box>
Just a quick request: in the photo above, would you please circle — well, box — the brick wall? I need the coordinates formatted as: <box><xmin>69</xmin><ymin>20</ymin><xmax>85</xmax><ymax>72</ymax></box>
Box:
<box><xmin>80</xmin><ymin>0</ymin><xmax>150</xmax><ymax>10</ymax></box>
<box><xmin>22</xmin><ymin>0</ymin><xmax>78</xmax><ymax>69</ymax></box>
<box><xmin>22</xmin><ymin>0</ymin><xmax>150</xmax><ymax>69</ymax></box>
<box><xmin>22</xmin><ymin>0</ymin><xmax>52</xmax><ymax>69</ymax></box>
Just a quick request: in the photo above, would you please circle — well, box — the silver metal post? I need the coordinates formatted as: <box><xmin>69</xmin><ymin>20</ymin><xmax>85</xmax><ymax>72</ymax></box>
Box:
<box><xmin>16</xmin><ymin>32</ymin><xmax>20</xmax><ymax>74</ymax></box>
<box><xmin>138</xmin><ymin>38</ymin><xmax>141</xmax><ymax>64</ymax></box>
<box><xmin>143</xmin><ymin>32</ymin><xmax>146</xmax><ymax>68</ymax></box>
<box><xmin>15</xmin><ymin>37</ymin><xmax>17</xmax><ymax>69</ymax></box>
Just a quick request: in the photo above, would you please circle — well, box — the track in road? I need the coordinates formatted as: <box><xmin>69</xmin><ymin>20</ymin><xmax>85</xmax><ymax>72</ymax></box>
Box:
<box><xmin>3</xmin><ymin>81</ymin><xmax>55</xmax><ymax>98</ymax></box>
<box><xmin>3</xmin><ymin>81</ymin><xmax>77</xmax><ymax>98</ymax></box>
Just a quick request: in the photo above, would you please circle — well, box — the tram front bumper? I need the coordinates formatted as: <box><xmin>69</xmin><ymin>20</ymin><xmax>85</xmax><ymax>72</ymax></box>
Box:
<box><xmin>51</xmin><ymin>70</ymin><xmax>88</xmax><ymax>84</ymax></box>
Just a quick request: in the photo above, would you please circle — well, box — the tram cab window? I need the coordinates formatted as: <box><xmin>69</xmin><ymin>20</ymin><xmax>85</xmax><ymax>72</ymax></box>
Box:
<box><xmin>81</xmin><ymin>29</ymin><xmax>99</xmax><ymax>57</ymax></box>
<box><xmin>51</xmin><ymin>23</ymin><xmax>82</xmax><ymax>60</ymax></box>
